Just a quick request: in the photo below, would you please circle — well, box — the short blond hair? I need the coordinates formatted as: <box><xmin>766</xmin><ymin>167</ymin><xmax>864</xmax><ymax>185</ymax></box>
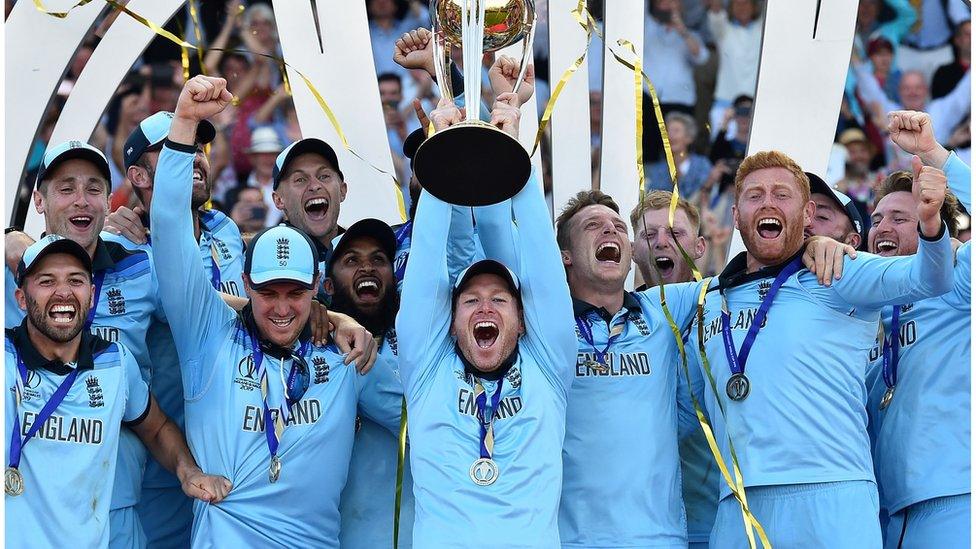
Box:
<box><xmin>630</xmin><ymin>190</ymin><xmax>701</xmax><ymax>235</ymax></box>
<box><xmin>734</xmin><ymin>150</ymin><xmax>810</xmax><ymax>203</ymax></box>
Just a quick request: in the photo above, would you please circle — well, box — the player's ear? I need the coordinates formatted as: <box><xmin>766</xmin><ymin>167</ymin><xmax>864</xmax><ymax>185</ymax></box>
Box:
<box><xmin>323</xmin><ymin>278</ymin><xmax>335</xmax><ymax>296</ymax></box>
<box><xmin>15</xmin><ymin>288</ymin><xmax>26</xmax><ymax>312</ymax></box>
<box><xmin>560</xmin><ymin>250</ymin><xmax>571</xmax><ymax>267</ymax></box>
<box><xmin>694</xmin><ymin>235</ymin><xmax>706</xmax><ymax>259</ymax></box>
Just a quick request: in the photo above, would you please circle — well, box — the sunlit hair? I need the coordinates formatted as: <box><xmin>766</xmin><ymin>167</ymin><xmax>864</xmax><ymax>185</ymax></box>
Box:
<box><xmin>875</xmin><ymin>170</ymin><xmax>960</xmax><ymax>238</ymax></box>
<box><xmin>629</xmin><ymin>190</ymin><xmax>701</xmax><ymax>236</ymax></box>
<box><xmin>734</xmin><ymin>150</ymin><xmax>810</xmax><ymax>203</ymax></box>
<box><xmin>555</xmin><ymin>190</ymin><xmax>620</xmax><ymax>250</ymax></box>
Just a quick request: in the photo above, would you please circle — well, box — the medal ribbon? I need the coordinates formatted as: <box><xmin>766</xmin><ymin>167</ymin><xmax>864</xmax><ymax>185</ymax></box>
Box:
<box><xmin>473</xmin><ymin>378</ymin><xmax>504</xmax><ymax>459</ymax></box>
<box><xmin>575</xmin><ymin>313</ymin><xmax>626</xmax><ymax>365</ymax></box>
<box><xmin>252</xmin><ymin>337</ymin><xmax>311</xmax><ymax>460</ymax></box>
<box><xmin>881</xmin><ymin>305</ymin><xmax>901</xmax><ymax>389</ymax></box>
<box><xmin>393</xmin><ymin>221</ymin><xmax>413</xmax><ymax>282</ymax></box>
<box><xmin>85</xmin><ymin>270</ymin><xmax>106</xmax><ymax>329</ymax></box>
<box><xmin>719</xmin><ymin>258</ymin><xmax>802</xmax><ymax>379</ymax></box>
<box><xmin>209</xmin><ymin>243</ymin><xmax>221</xmax><ymax>290</ymax></box>
<box><xmin>8</xmin><ymin>352</ymin><xmax>81</xmax><ymax>469</ymax></box>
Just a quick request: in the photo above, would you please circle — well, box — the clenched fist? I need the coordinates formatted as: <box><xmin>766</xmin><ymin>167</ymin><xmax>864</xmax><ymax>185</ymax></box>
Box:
<box><xmin>912</xmin><ymin>155</ymin><xmax>947</xmax><ymax>238</ymax></box>
<box><xmin>888</xmin><ymin>110</ymin><xmax>950</xmax><ymax>168</ymax></box>
<box><xmin>175</xmin><ymin>75</ymin><xmax>234</xmax><ymax>123</ymax></box>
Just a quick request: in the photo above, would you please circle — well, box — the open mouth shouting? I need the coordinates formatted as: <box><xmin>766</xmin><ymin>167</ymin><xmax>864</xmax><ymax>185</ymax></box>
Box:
<box><xmin>595</xmin><ymin>242</ymin><xmax>621</xmax><ymax>263</ymax></box>
<box><xmin>874</xmin><ymin>239</ymin><xmax>898</xmax><ymax>256</ymax></box>
<box><xmin>654</xmin><ymin>255</ymin><xmax>676</xmax><ymax>278</ymax></box>
<box><xmin>304</xmin><ymin>197</ymin><xmax>330</xmax><ymax>221</ymax></box>
<box><xmin>48</xmin><ymin>302</ymin><xmax>78</xmax><ymax>325</ymax></box>
<box><xmin>756</xmin><ymin>217</ymin><xmax>783</xmax><ymax>239</ymax></box>
<box><xmin>354</xmin><ymin>276</ymin><xmax>382</xmax><ymax>302</ymax></box>
<box><xmin>68</xmin><ymin>214</ymin><xmax>93</xmax><ymax>232</ymax></box>
<box><xmin>473</xmin><ymin>320</ymin><xmax>499</xmax><ymax>349</ymax></box>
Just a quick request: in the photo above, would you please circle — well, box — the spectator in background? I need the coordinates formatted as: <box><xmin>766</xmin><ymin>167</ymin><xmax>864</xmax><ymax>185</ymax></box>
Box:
<box><xmin>367</xmin><ymin>0</ymin><xmax>429</xmax><ymax>81</ymax></box>
<box><xmin>898</xmin><ymin>0</ymin><xmax>970</xmax><ymax>83</ymax></box>
<box><xmin>946</xmin><ymin>115</ymin><xmax>971</xmax><ymax>167</ymax></box>
<box><xmin>932</xmin><ymin>20</ymin><xmax>971</xmax><ymax>100</ymax></box>
<box><xmin>834</xmin><ymin>128</ymin><xmax>883</xmax><ymax>222</ymax></box>
<box><xmin>378</xmin><ymin>73</ymin><xmax>411</xmax><ymax>183</ymax></box>
<box><xmin>57</xmin><ymin>37</ymin><xmax>97</xmax><ymax>97</ymax></box>
<box><xmin>705</xmin><ymin>0</ymin><xmax>762</xmax><ymax>140</ymax></box>
<box><xmin>100</xmin><ymin>75</ymin><xmax>150</xmax><ymax>192</ymax></box>
<box><xmin>243</xmin><ymin>126</ymin><xmax>285</xmax><ymax>227</ymax></box>
<box><xmin>229</xmin><ymin>186</ymin><xmax>268</xmax><ymax>235</ymax></box>
<box><xmin>710</xmin><ymin>94</ymin><xmax>752</xmax><ymax>169</ymax></box>
<box><xmin>249</xmin><ymin>84</ymin><xmax>303</xmax><ymax>146</ymax></box>
<box><xmin>647</xmin><ymin>112</ymin><xmax>712</xmax><ymax>198</ymax></box>
<box><xmin>866</xmin><ymin>37</ymin><xmax>902</xmax><ymax>104</ymax></box>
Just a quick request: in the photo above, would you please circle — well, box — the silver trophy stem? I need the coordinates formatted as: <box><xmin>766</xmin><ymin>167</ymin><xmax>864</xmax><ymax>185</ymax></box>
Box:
<box><xmin>510</xmin><ymin>21</ymin><xmax>536</xmax><ymax>97</ymax></box>
<box><xmin>432</xmin><ymin>30</ymin><xmax>453</xmax><ymax>104</ymax></box>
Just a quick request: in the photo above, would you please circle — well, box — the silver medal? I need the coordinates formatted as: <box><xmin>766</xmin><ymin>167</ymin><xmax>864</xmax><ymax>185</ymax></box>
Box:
<box><xmin>5</xmin><ymin>467</ymin><xmax>24</xmax><ymax>497</ymax></box>
<box><xmin>726</xmin><ymin>373</ymin><xmax>750</xmax><ymax>401</ymax></box>
<box><xmin>269</xmin><ymin>455</ymin><xmax>281</xmax><ymax>483</ymax></box>
<box><xmin>585</xmin><ymin>360</ymin><xmax>609</xmax><ymax>374</ymax></box>
<box><xmin>469</xmin><ymin>458</ymin><xmax>499</xmax><ymax>486</ymax></box>
<box><xmin>879</xmin><ymin>387</ymin><xmax>895</xmax><ymax>410</ymax></box>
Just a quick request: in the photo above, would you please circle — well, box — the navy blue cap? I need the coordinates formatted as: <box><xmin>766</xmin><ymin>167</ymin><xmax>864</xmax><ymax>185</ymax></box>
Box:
<box><xmin>327</xmin><ymin>218</ymin><xmax>396</xmax><ymax>275</ymax></box>
<box><xmin>272</xmin><ymin>138</ymin><xmax>343</xmax><ymax>190</ymax></box>
<box><xmin>807</xmin><ymin>172</ymin><xmax>868</xmax><ymax>246</ymax></box>
<box><xmin>17</xmin><ymin>235</ymin><xmax>93</xmax><ymax>287</ymax></box>
<box><xmin>123</xmin><ymin>111</ymin><xmax>216</xmax><ymax>169</ymax></box>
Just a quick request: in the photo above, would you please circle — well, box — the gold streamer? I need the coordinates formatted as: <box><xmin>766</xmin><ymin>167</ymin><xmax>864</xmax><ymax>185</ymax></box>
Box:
<box><xmin>187</xmin><ymin>0</ymin><xmax>207</xmax><ymax>76</ymax></box>
<box><xmin>393</xmin><ymin>397</ymin><xmax>408</xmax><ymax>548</ymax></box>
<box><xmin>34</xmin><ymin>0</ymin><xmax>408</xmax><ymax>223</ymax></box>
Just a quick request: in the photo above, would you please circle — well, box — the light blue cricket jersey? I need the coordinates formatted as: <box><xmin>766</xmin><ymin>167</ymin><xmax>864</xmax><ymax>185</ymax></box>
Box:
<box><xmin>6</xmin><ymin>236</ymin><xmax>161</xmax><ymax>514</ymax></box>
<box><xmin>5</xmin><ymin>325</ymin><xmax>149</xmax><ymax>549</ymax></box>
<box><xmin>397</xmin><ymin>172</ymin><xmax>577</xmax><ymax>546</ymax></box>
<box><xmin>688</xmin><ymin>229</ymin><xmax>953</xmax><ymax>499</ymax></box>
<box><xmin>339</xmin><ymin>329</ymin><xmax>414</xmax><ymax>549</ymax></box>
<box><xmin>866</xmin><ymin>153</ymin><xmax>972</xmax><ymax>515</ymax></box>
<box><xmin>151</xmin><ymin>142</ymin><xmax>399</xmax><ymax>547</ymax></box>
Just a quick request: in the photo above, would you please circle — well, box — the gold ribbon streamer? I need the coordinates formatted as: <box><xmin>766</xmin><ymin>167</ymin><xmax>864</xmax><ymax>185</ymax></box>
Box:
<box><xmin>393</xmin><ymin>397</ymin><xmax>408</xmax><ymax>549</ymax></box>
<box><xmin>34</xmin><ymin>0</ymin><xmax>407</xmax><ymax>223</ymax></box>
<box><xmin>613</xmin><ymin>33</ymin><xmax>770</xmax><ymax>549</ymax></box>
<box><xmin>187</xmin><ymin>0</ymin><xmax>207</xmax><ymax>76</ymax></box>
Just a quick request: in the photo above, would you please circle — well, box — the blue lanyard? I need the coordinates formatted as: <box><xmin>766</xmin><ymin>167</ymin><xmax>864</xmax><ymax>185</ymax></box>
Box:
<box><xmin>393</xmin><ymin>221</ymin><xmax>413</xmax><ymax>281</ymax></box>
<box><xmin>720</xmin><ymin>257</ymin><xmax>802</xmax><ymax>376</ymax></box>
<box><xmin>474</xmin><ymin>378</ymin><xmax>504</xmax><ymax>459</ymax></box>
<box><xmin>881</xmin><ymin>306</ymin><xmax>901</xmax><ymax>389</ymax></box>
<box><xmin>250</xmin><ymin>336</ymin><xmax>310</xmax><ymax>457</ymax></box>
<box><xmin>8</xmin><ymin>352</ymin><xmax>81</xmax><ymax>469</ymax></box>
<box><xmin>575</xmin><ymin>314</ymin><xmax>623</xmax><ymax>365</ymax></box>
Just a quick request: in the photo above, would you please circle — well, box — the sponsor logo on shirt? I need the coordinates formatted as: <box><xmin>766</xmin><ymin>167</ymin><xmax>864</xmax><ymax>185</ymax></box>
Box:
<box><xmin>575</xmin><ymin>352</ymin><xmax>652</xmax><ymax>377</ymax></box>
<box><xmin>312</xmin><ymin>356</ymin><xmax>330</xmax><ymax>384</ymax></box>
<box><xmin>22</xmin><ymin>411</ymin><xmax>104</xmax><ymax>444</ymax></box>
<box><xmin>240</xmin><ymin>400</ymin><xmax>322</xmax><ymax>432</ymax></box>
<box><xmin>86</xmin><ymin>375</ymin><xmax>104</xmax><ymax>408</ymax></box>
<box><xmin>107</xmin><ymin>288</ymin><xmax>126</xmax><ymax>315</ymax></box>
<box><xmin>235</xmin><ymin>354</ymin><xmax>261</xmax><ymax>391</ymax></box>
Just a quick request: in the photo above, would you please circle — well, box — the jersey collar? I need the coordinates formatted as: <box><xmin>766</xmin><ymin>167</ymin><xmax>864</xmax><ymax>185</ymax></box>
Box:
<box><xmin>456</xmin><ymin>343</ymin><xmax>519</xmax><ymax>382</ymax></box>
<box><xmin>9</xmin><ymin>320</ymin><xmax>100</xmax><ymax>375</ymax></box>
<box><xmin>717</xmin><ymin>248</ymin><xmax>805</xmax><ymax>291</ymax></box>
<box><xmin>572</xmin><ymin>292</ymin><xmax>641</xmax><ymax>323</ymax></box>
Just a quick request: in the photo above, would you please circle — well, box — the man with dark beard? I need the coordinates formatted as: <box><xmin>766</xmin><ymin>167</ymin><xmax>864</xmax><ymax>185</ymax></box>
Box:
<box><xmin>5</xmin><ymin>235</ymin><xmax>229</xmax><ymax>548</ymax></box>
<box><xmin>325</xmin><ymin>218</ymin><xmax>414</xmax><ymax>548</ymax></box>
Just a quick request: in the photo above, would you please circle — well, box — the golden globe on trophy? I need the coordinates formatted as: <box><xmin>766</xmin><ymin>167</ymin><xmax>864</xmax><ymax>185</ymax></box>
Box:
<box><xmin>413</xmin><ymin>0</ymin><xmax>536</xmax><ymax>206</ymax></box>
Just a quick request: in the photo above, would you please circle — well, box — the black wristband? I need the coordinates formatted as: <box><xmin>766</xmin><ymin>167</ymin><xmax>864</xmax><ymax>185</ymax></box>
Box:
<box><xmin>5</xmin><ymin>226</ymin><xmax>23</xmax><ymax>235</ymax></box>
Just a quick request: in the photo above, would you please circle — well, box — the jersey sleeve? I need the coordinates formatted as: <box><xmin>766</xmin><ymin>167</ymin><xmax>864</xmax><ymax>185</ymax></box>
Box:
<box><xmin>149</xmin><ymin>143</ymin><xmax>236</xmax><ymax>372</ymax></box>
<box><xmin>395</xmin><ymin>191</ymin><xmax>455</xmax><ymax>394</ymax></box>
<box><xmin>830</xmin><ymin>224</ymin><xmax>954</xmax><ymax>308</ymax></box>
<box><xmin>447</xmin><ymin>206</ymin><xmax>480</xmax><ymax>282</ymax></box>
<box><xmin>354</xmin><ymin>353</ymin><xmax>405</xmax><ymax>435</ymax></box>
<box><xmin>119</xmin><ymin>345</ymin><xmax>151</xmax><ymax>425</ymax></box>
<box><xmin>642</xmin><ymin>280</ymin><xmax>705</xmax><ymax>331</ymax></box>
<box><xmin>473</xmin><ymin>201</ymin><xmax>520</xmax><ymax>271</ymax></box>
<box><xmin>943</xmin><ymin>241</ymin><xmax>971</xmax><ymax>309</ymax></box>
<box><xmin>510</xmin><ymin>172</ymin><xmax>577</xmax><ymax>394</ymax></box>
<box><xmin>943</xmin><ymin>151</ymin><xmax>971</xmax><ymax>213</ymax></box>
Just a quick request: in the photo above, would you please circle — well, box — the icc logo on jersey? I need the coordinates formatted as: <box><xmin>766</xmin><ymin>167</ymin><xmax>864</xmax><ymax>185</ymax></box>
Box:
<box><xmin>235</xmin><ymin>354</ymin><xmax>261</xmax><ymax>391</ymax></box>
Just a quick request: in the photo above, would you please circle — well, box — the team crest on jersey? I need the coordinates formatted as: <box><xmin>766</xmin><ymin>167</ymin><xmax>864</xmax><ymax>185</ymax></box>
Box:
<box><xmin>504</xmin><ymin>367</ymin><xmax>522</xmax><ymax>389</ymax></box>
<box><xmin>86</xmin><ymin>376</ymin><xmax>104</xmax><ymax>408</ymax></box>
<box><xmin>573</xmin><ymin>322</ymin><xmax>583</xmax><ymax>340</ymax></box>
<box><xmin>312</xmin><ymin>356</ymin><xmax>330</xmax><ymax>384</ymax></box>
<box><xmin>384</xmin><ymin>328</ymin><xmax>399</xmax><ymax>356</ymax></box>
<box><xmin>393</xmin><ymin>251</ymin><xmax>408</xmax><ymax>277</ymax></box>
<box><xmin>276</xmin><ymin>238</ymin><xmax>290</xmax><ymax>266</ymax></box>
<box><xmin>900</xmin><ymin>303</ymin><xmax>914</xmax><ymax>314</ymax></box>
<box><xmin>456</xmin><ymin>370</ymin><xmax>474</xmax><ymax>387</ymax></box>
<box><xmin>107</xmin><ymin>288</ymin><xmax>126</xmax><ymax>315</ymax></box>
<box><xmin>757</xmin><ymin>280</ymin><xmax>772</xmax><ymax>300</ymax></box>
<box><xmin>214</xmin><ymin>239</ymin><xmax>233</xmax><ymax>261</ymax></box>
<box><xmin>235</xmin><ymin>354</ymin><xmax>261</xmax><ymax>391</ymax></box>
<box><xmin>629</xmin><ymin>311</ymin><xmax>651</xmax><ymax>336</ymax></box>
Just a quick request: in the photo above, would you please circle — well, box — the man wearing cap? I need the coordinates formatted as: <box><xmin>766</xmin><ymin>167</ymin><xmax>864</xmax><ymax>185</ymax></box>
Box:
<box><xmin>324</xmin><ymin>218</ymin><xmax>414</xmax><ymax>548</ymax></box>
<box><xmin>682</xmin><ymin>150</ymin><xmax>955</xmax><ymax>547</ymax></box>
<box><xmin>6</xmin><ymin>235</ymin><xmax>230</xmax><ymax>548</ymax></box>
<box><xmin>805</xmin><ymin>171</ymin><xmax>868</xmax><ymax>250</ymax></box>
<box><xmin>149</xmin><ymin>74</ymin><xmax>394</xmax><ymax>547</ymax></box>
<box><xmin>105</xmin><ymin>109</ymin><xmax>249</xmax><ymax>547</ymax></box>
<box><xmin>835</xmin><ymin>128</ymin><xmax>882</xmax><ymax>221</ymax></box>
<box><xmin>864</xmin><ymin>110</ymin><xmax>971</xmax><ymax>547</ymax></box>
<box><xmin>244</xmin><ymin>126</ymin><xmax>285</xmax><ymax>227</ymax></box>
<box><xmin>3</xmin><ymin>140</ymin><xmax>175</xmax><ymax>548</ymax></box>
<box><xmin>397</xmin><ymin>90</ymin><xmax>576</xmax><ymax>545</ymax></box>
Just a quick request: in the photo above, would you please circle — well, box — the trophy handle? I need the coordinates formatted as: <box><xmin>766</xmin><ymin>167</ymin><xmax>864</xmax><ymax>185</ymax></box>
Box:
<box><xmin>510</xmin><ymin>20</ymin><xmax>536</xmax><ymax>97</ymax></box>
<box><xmin>432</xmin><ymin>29</ymin><xmax>454</xmax><ymax>106</ymax></box>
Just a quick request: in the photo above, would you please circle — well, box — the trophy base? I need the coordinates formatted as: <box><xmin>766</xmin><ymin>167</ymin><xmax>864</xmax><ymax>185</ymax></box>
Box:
<box><xmin>414</xmin><ymin>121</ymin><xmax>531</xmax><ymax>207</ymax></box>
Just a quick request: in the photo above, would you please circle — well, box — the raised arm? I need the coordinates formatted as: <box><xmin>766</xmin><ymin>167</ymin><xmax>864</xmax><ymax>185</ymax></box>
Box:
<box><xmin>887</xmin><ymin>110</ymin><xmax>971</xmax><ymax>212</ymax></box>
<box><xmin>927</xmin><ymin>71</ymin><xmax>971</xmax><ymax>145</ymax></box>
<box><xmin>150</xmin><ymin>77</ymin><xmax>237</xmax><ymax>370</ymax></box>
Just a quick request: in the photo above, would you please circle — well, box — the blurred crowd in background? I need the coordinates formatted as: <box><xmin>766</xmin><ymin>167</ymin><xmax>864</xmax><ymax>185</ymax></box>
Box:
<box><xmin>10</xmin><ymin>0</ymin><xmax>972</xmax><ymax>276</ymax></box>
